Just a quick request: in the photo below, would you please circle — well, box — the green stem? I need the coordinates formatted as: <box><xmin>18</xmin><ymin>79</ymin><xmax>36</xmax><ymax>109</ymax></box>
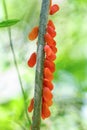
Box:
<box><xmin>2</xmin><ymin>0</ymin><xmax>31</xmax><ymax>126</ymax></box>
<box><xmin>32</xmin><ymin>0</ymin><xmax>50</xmax><ymax>130</ymax></box>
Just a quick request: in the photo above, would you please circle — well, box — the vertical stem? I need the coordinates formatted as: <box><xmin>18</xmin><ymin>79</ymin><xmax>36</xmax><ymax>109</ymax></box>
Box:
<box><xmin>32</xmin><ymin>0</ymin><xmax>50</xmax><ymax>130</ymax></box>
<box><xmin>2</xmin><ymin>0</ymin><xmax>31</xmax><ymax>125</ymax></box>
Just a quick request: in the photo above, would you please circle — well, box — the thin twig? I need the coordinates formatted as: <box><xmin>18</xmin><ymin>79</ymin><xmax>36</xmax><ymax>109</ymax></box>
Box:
<box><xmin>32</xmin><ymin>0</ymin><xmax>50</xmax><ymax>130</ymax></box>
<box><xmin>2</xmin><ymin>0</ymin><xmax>31</xmax><ymax>126</ymax></box>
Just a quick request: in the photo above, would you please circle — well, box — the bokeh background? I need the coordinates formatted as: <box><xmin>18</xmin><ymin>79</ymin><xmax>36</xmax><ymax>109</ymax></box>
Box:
<box><xmin>0</xmin><ymin>0</ymin><xmax>87</xmax><ymax>130</ymax></box>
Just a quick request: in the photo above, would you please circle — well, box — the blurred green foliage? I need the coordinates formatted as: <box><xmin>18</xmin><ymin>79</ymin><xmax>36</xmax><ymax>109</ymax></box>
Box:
<box><xmin>0</xmin><ymin>0</ymin><xmax>87</xmax><ymax>130</ymax></box>
<box><xmin>0</xmin><ymin>19</ymin><xmax>20</xmax><ymax>28</ymax></box>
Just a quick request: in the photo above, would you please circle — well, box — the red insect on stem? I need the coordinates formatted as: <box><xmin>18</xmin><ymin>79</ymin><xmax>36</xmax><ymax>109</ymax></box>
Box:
<box><xmin>28</xmin><ymin>26</ymin><xmax>39</xmax><ymax>40</ymax></box>
<box><xmin>27</xmin><ymin>52</ymin><xmax>37</xmax><ymax>67</ymax></box>
<box><xmin>50</xmin><ymin>4</ymin><xmax>60</xmax><ymax>15</ymax></box>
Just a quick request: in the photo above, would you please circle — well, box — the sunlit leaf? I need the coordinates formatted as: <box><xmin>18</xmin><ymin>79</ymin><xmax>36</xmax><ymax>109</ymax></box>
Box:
<box><xmin>0</xmin><ymin>19</ymin><xmax>20</xmax><ymax>28</ymax></box>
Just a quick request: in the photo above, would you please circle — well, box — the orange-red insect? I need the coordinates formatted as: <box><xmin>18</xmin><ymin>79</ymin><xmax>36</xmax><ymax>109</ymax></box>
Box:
<box><xmin>28</xmin><ymin>26</ymin><xmax>39</xmax><ymax>40</ymax></box>
<box><xmin>44</xmin><ymin>33</ymin><xmax>54</xmax><ymax>46</ymax></box>
<box><xmin>44</xmin><ymin>59</ymin><xmax>55</xmax><ymax>73</ymax></box>
<box><xmin>44</xmin><ymin>67</ymin><xmax>53</xmax><ymax>81</ymax></box>
<box><xmin>43</xmin><ymin>78</ymin><xmax>54</xmax><ymax>90</ymax></box>
<box><xmin>28</xmin><ymin>98</ymin><xmax>34</xmax><ymax>112</ymax></box>
<box><xmin>46</xmin><ymin>25</ymin><xmax>56</xmax><ymax>38</ymax></box>
<box><xmin>41</xmin><ymin>102</ymin><xmax>51</xmax><ymax>119</ymax></box>
<box><xmin>50</xmin><ymin>4</ymin><xmax>60</xmax><ymax>15</ymax></box>
<box><xmin>44</xmin><ymin>45</ymin><xmax>56</xmax><ymax>61</ymax></box>
<box><xmin>47</xmin><ymin>20</ymin><xmax>55</xmax><ymax>30</ymax></box>
<box><xmin>27</xmin><ymin>52</ymin><xmax>37</xmax><ymax>67</ymax></box>
<box><xmin>50</xmin><ymin>45</ymin><xmax>57</xmax><ymax>54</ymax></box>
<box><xmin>43</xmin><ymin>87</ymin><xmax>53</xmax><ymax>102</ymax></box>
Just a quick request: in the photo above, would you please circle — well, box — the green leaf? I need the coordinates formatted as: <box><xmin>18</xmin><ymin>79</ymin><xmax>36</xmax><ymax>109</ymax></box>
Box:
<box><xmin>0</xmin><ymin>19</ymin><xmax>20</xmax><ymax>28</ymax></box>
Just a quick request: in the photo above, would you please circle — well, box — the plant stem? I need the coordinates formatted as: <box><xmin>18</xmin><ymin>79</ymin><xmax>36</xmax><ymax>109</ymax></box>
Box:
<box><xmin>2</xmin><ymin>0</ymin><xmax>31</xmax><ymax>125</ymax></box>
<box><xmin>32</xmin><ymin>0</ymin><xmax>50</xmax><ymax>130</ymax></box>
